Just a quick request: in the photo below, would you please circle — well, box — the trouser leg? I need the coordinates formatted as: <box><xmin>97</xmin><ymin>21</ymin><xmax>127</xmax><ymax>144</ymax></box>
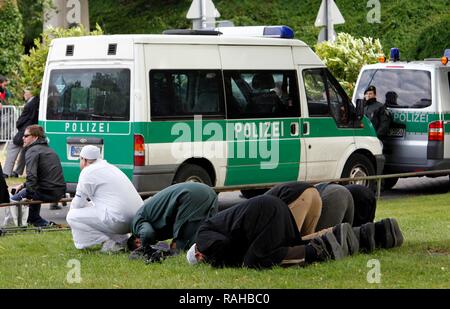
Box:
<box><xmin>315</xmin><ymin>184</ymin><xmax>354</xmax><ymax>231</ymax></box>
<box><xmin>13</xmin><ymin>149</ymin><xmax>25</xmax><ymax>175</ymax></box>
<box><xmin>3</xmin><ymin>143</ymin><xmax>21</xmax><ymax>175</ymax></box>
<box><xmin>288</xmin><ymin>188</ymin><xmax>322</xmax><ymax>236</ymax></box>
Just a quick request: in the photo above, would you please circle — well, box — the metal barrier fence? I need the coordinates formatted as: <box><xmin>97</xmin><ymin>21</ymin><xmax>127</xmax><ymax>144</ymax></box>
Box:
<box><xmin>1</xmin><ymin>168</ymin><xmax>449</xmax><ymax>233</ymax></box>
<box><xmin>0</xmin><ymin>105</ymin><xmax>22</xmax><ymax>142</ymax></box>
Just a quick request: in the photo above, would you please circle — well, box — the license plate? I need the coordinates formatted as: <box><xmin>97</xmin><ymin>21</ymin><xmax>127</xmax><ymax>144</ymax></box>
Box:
<box><xmin>68</xmin><ymin>144</ymin><xmax>103</xmax><ymax>160</ymax></box>
<box><xmin>388</xmin><ymin>127</ymin><xmax>405</xmax><ymax>137</ymax></box>
<box><xmin>70</xmin><ymin>145</ymin><xmax>84</xmax><ymax>157</ymax></box>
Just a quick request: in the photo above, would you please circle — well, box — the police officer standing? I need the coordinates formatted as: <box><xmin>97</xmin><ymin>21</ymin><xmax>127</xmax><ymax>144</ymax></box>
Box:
<box><xmin>363</xmin><ymin>85</ymin><xmax>391</xmax><ymax>137</ymax></box>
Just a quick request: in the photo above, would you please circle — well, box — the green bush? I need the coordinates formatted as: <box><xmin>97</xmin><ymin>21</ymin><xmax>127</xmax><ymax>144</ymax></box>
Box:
<box><xmin>414</xmin><ymin>15</ymin><xmax>450</xmax><ymax>60</ymax></box>
<box><xmin>315</xmin><ymin>33</ymin><xmax>383</xmax><ymax>96</ymax></box>
<box><xmin>12</xmin><ymin>24</ymin><xmax>103</xmax><ymax>102</ymax></box>
<box><xmin>0</xmin><ymin>0</ymin><xmax>24</xmax><ymax>77</ymax></box>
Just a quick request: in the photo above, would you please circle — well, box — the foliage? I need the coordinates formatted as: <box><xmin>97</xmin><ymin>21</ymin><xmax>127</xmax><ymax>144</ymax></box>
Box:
<box><xmin>0</xmin><ymin>0</ymin><xmax>24</xmax><ymax>77</ymax></box>
<box><xmin>89</xmin><ymin>0</ymin><xmax>449</xmax><ymax>61</ymax></box>
<box><xmin>315</xmin><ymin>33</ymin><xmax>383</xmax><ymax>95</ymax></box>
<box><xmin>11</xmin><ymin>24</ymin><xmax>103</xmax><ymax>103</ymax></box>
<box><xmin>17</xmin><ymin>0</ymin><xmax>52</xmax><ymax>52</ymax></box>
<box><xmin>414</xmin><ymin>14</ymin><xmax>450</xmax><ymax>60</ymax></box>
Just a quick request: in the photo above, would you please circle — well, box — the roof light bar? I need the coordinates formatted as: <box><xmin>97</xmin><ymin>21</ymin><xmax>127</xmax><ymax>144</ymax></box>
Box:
<box><xmin>216</xmin><ymin>25</ymin><xmax>294</xmax><ymax>39</ymax></box>
<box><xmin>390</xmin><ymin>48</ymin><xmax>400</xmax><ymax>62</ymax></box>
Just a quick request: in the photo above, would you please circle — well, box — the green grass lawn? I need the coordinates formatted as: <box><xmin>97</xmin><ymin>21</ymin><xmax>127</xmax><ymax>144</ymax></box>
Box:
<box><xmin>0</xmin><ymin>192</ymin><xmax>448</xmax><ymax>288</ymax></box>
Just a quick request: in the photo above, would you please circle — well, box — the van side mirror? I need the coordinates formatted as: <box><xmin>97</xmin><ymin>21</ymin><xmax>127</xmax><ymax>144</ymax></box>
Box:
<box><xmin>355</xmin><ymin>99</ymin><xmax>364</xmax><ymax>121</ymax></box>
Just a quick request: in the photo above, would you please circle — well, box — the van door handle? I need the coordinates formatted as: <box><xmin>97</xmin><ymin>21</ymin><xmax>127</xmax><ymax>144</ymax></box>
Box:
<box><xmin>290</xmin><ymin>122</ymin><xmax>299</xmax><ymax>136</ymax></box>
<box><xmin>303</xmin><ymin>122</ymin><xmax>310</xmax><ymax>135</ymax></box>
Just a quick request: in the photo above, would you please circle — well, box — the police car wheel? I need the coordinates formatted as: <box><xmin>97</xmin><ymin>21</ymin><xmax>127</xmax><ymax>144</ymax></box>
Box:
<box><xmin>173</xmin><ymin>163</ymin><xmax>213</xmax><ymax>186</ymax></box>
<box><xmin>341</xmin><ymin>154</ymin><xmax>375</xmax><ymax>191</ymax></box>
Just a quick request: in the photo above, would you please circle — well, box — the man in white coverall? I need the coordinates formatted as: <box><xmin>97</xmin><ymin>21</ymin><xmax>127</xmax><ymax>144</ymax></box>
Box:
<box><xmin>66</xmin><ymin>145</ymin><xmax>143</xmax><ymax>252</ymax></box>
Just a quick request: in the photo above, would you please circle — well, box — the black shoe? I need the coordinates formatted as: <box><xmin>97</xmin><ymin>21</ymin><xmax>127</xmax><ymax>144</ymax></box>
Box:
<box><xmin>375</xmin><ymin>218</ymin><xmax>404</xmax><ymax>249</ymax></box>
<box><xmin>307</xmin><ymin>232</ymin><xmax>345</xmax><ymax>262</ymax></box>
<box><xmin>2</xmin><ymin>173</ymin><xmax>8</xmax><ymax>179</ymax></box>
<box><xmin>11</xmin><ymin>172</ymin><xmax>19</xmax><ymax>178</ymax></box>
<box><xmin>332</xmin><ymin>223</ymin><xmax>359</xmax><ymax>256</ymax></box>
<box><xmin>354</xmin><ymin>223</ymin><xmax>376</xmax><ymax>253</ymax></box>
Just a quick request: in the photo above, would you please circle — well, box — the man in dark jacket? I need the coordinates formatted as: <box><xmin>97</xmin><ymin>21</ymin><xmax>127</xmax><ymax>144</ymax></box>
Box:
<box><xmin>0</xmin><ymin>164</ymin><xmax>9</xmax><ymax>205</ymax></box>
<box><xmin>186</xmin><ymin>195</ymin><xmax>358</xmax><ymax>269</ymax></box>
<box><xmin>11</xmin><ymin>125</ymin><xmax>66</xmax><ymax>227</ymax></box>
<box><xmin>363</xmin><ymin>85</ymin><xmax>391</xmax><ymax>137</ymax></box>
<box><xmin>128</xmin><ymin>182</ymin><xmax>218</xmax><ymax>257</ymax></box>
<box><xmin>3</xmin><ymin>87</ymin><xmax>39</xmax><ymax>178</ymax></box>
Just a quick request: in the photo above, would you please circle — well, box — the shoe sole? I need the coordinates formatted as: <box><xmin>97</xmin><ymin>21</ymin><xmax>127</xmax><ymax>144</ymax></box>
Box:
<box><xmin>343</xmin><ymin>223</ymin><xmax>359</xmax><ymax>255</ymax></box>
<box><xmin>387</xmin><ymin>218</ymin><xmax>404</xmax><ymax>248</ymax></box>
<box><xmin>322</xmin><ymin>232</ymin><xmax>345</xmax><ymax>260</ymax></box>
<box><xmin>361</xmin><ymin>223</ymin><xmax>376</xmax><ymax>253</ymax></box>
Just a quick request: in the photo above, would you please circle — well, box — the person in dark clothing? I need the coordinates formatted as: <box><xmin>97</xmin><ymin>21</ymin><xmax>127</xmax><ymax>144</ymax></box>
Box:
<box><xmin>3</xmin><ymin>87</ymin><xmax>40</xmax><ymax>178</ymax></box>
<box><xmin>0</xmin><ymin>164</ymin><xmax>9</xmax><ymax>204</ymax></box>
<box><xmin>10</xmin><ymin>125</ymin><xmax>66</xmax><ymax>227</ymax></box>
<box><xmin>363</xmin><ymin>85</ymin><xmax>391</xmax><ymax>137</ymax></box>
<box><xmin>187</xmin><ymin>195</ymin><xmax>359</xmax><ymax>269</ymax></box>
<box><xmin>128</xmin><ymin>182</ymin><xmax>218</xmax><ymax>258</ymax></box>
<box><xmin>345</xmin><ymin>184</ymin><xmax>377</xmax><ymax>227</ymax></box>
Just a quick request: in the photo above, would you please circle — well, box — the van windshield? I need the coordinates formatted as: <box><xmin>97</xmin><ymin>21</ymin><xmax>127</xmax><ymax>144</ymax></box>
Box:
<box><xmin>46</xmin><ymin>69</ymin><xmax>130</xmax><ymax>121</ymax></box>
<box><xmin>355</xmin><ymin>69</ymin><xmax>431</xmax><ymax>109</ymax></box>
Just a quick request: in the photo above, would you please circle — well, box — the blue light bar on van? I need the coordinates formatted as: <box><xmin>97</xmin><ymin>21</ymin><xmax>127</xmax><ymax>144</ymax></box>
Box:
<box><xmin>444</xmin><ymin>49</ymin><xmax>450</xmax><ymax>58</ymax></box>
<box><xmin>216</xmin><ymin>25</ymin><xmax>294</xmax><ymax>39</ymax></box>
<box><xmin>390</xmin><ymin>48</ymin><xmax>400</xmax><ymax>62</ymax></box>
<box><xmin>263</xmin><ymin>26</ymin><xmax>294</xmax><ymax>39</ymax></box>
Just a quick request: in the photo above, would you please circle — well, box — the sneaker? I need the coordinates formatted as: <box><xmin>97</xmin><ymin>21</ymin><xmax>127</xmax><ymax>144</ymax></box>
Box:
<box><xmin>2</xmin><ymin>174</ymin><xmax>8</xmax><ymax>179</ymax></box>
<box><xmin>101</xmin><ymin>239</ymin><xmax>126</xmax><ymax>253</ymax></box>
<box><xmin>332</xmin><ymin>223</ymin><xmax>359</xmax><ymax>256</ymax></box>
<box><xmin>307</xmin><ymin>232</ymin><xmax>345</xmax><ymax>262</ymax></box>
<box><xmin>354</xmin><ymin>222</ymin><xmax>376</xmax><ymax>253</ymax></box>
<box><xmin>375</xmin><ymin>218</ymin><xmax>404</xmax><ymax>249</ymax></box>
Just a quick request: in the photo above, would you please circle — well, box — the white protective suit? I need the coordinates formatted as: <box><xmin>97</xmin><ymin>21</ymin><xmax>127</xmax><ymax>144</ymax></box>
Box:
<box><xmin>66</xmin><ymin>159</ymin><xmax>143</xmax><ymax>249</ymax></box>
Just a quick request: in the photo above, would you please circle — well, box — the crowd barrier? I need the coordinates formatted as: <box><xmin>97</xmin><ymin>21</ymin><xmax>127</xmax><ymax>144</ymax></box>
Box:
<box><xmin>0</xmin><ymin>105</ymin><xmax>21</xmax><ymax>142</ymax></box>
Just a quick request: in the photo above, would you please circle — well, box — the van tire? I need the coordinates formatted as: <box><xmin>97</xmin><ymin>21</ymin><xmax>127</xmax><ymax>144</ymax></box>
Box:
<box><xmin>382</xmin><ymin>177</ymin><xmax>399</xmax><ymax>191</ymax></box>
<box><xmin>341</xmin><ymin>154</ymin><xmax>376</xmax><ymax>191</ymax></box>
<box><xmin>173</xmin><ymin>164</ymin><xmax>213</xmax><ymax>186</ymax></box>
<box><xmin>240</xmin><ymin>188</ymin><xmax>268</xmax><ymax>199</ymax></box>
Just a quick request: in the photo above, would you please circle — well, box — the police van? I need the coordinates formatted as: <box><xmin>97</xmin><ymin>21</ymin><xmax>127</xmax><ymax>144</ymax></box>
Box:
<box><xmin>354</xmin><ymin>48</ymin><xmax>450</xmax><ymax>189</ymax></box>
<box><xmin>40</xmin><ymin>26</ymin><xmax>384</xmax><ymax>194</ymax></box>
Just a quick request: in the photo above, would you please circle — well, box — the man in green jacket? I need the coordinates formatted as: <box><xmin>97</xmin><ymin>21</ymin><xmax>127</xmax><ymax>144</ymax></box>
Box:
<box><xmin>128</xmin><ymin>182</ymin><xmax>218</xmax><ymax>257</ymax></box>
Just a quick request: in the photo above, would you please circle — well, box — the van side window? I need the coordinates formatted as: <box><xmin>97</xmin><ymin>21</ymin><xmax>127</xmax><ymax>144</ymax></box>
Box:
<box><xmin>303</xmin><ymin>68</ymin><xmax>350</xmax><ymax>126</ymax></box>
<box><xmin>150</xmin><ymin>70</ymin><xmax>225</xmax><ymax>120</ymax></box>
<box><xmin>224</xmin><ymin>70</ymin><xmax>300</xmax><ymax>119</ymax></box>
<box><xmin>46</xmin><ymin>69</ymin><xmax>130</xmax><ymax>121</ymax></box>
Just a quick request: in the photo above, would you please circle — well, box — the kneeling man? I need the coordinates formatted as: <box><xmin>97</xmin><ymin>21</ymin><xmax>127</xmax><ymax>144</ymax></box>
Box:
<box><xmin>67</xmin><ymin>145</ymin><xmax>143</xmax><ymax>252</ymax></box>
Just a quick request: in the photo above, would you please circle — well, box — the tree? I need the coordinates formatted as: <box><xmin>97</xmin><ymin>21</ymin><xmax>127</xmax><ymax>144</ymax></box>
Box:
<box><xmin>315</xmin><ymin>33</ymin><xmax>384</xmax><ymax>96</ymax></box>
<box><xmin>0</xmin><ymin>0</ymin><xmax>24</xmax><ymax>77</ymax></box>
<box><xmin>11</xmin><ymin>24</ymin><xmax>103</xmax><ymax>104</ymax></box>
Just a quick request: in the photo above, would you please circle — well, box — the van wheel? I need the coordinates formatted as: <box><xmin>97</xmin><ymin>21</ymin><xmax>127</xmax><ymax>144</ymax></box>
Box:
<box><xmin>341</xmin><ymin>154</ymin><xmax>375</xmax><ymax>191</ymax></box>
<box><xmin>240</xmin><ymin>188</ymin><xmax>268</xmax><ymax>199</ymax></box>
<box><xmin>173</xmin><ymin>164</ymin><xmax>213</xmax><ymax>186</ymax></box>
<box><xmin>382</xmin><ymin>177</ymin><xmax>399</xmax><ymax>191</ymax></box>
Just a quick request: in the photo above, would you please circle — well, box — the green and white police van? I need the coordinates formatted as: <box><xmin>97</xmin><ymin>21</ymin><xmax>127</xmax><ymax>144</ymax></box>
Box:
<box><xmin>354</xmin><ymin>48</ymin><xmax>450</xmax><ymax>189</ymax></box>
<box><xmin>40</xmin><ymin>26</ymin><xmax>384</xmax><ymax>194</ymax></box>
